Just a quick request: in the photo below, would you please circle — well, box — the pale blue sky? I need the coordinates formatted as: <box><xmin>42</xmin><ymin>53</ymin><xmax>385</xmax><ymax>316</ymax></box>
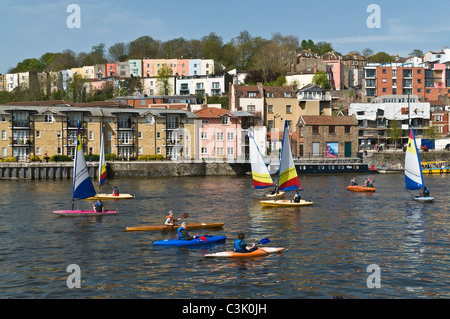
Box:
<box><xmin>2</xmin><ymin>0</ymin><xmax>450</xmax><ymax>74</ymax></box>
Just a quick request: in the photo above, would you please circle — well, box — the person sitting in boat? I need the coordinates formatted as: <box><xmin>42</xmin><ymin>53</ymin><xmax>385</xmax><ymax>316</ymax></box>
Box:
<box><xmin>350</xmin><ymin>178</ymin><xmax>358</xmax><ymax>186</ymax></box>
<box><xmin>165</xmin><ymin>210</ymin><xmax>181</xmax><ymax>226</ymax></box>
<box><xmin>291</xmin><ymin>190</ymin><xmax>301</xmax><ymax>203</ymax></box>
<box><xmin>366</xmin><ymin>178</ymin><xmax>374</xmax><ymax>188</ymax></box>
<box><xmin>177</xmin><ymin>222</ymin><xmax>196</xmax><ymax>240</ymax></box>
<box><xmin>93</xmin><ymin>199</ymin><xmax>104</xmax><ymax>213</ymax></box>
<box><xmin>234</xmin><ymin>233</ymin><xmax>256</xmax><ymax>253</ymax></box>
<box><xmin>271</xmin><ymin>184</ymin><xmax>279</xmax><ymax>195</ymax></box>
<box><xmin>112</xmin><ymin>186</ymin><xmax>119</xmax><ymax>196</ymax></box>
<box><xmin>423</xmin><ymin>186</ymin><xmax>430</xmax><ymax>197</ymax></box>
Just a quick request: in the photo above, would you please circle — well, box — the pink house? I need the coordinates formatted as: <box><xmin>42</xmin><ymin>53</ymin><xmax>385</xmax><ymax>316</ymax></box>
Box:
<box><xmin>105</xmin><ymin>63</ymin><xmax>117</xmax><ymax>77</ymax></box>
<box><xmin>142</xmin><ymin>59</ymin><xmax>155</xmax><ymax>77</ymax></box>
<box><xmin>324</xmin><ymin>59</ymin><xmax>343</xmax><ymax>90</ymax></box>
<box><xmin>177</xmin><ymin>59</ymin><xmax>190</xmax><ymax>77</ymax></box>
<box><xmin>194</xmin><ymin>107</ymin><xmax>248</xmax><ymax>160</ymax></box>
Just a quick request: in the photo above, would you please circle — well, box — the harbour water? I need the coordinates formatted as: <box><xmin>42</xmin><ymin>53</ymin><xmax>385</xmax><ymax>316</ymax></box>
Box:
<box><xmin>0</xmin><ymin>173</ymin><xmax>449</xmax><ymax>299</ymax></box>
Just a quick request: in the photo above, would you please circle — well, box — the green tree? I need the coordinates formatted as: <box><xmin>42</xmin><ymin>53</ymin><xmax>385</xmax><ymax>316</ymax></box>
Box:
<box><xmin>9</xmin><ymin>58</ymin><xmax>45</xmax><ymax>73</ymax></box>
<box><xmin>66</xmin><ymin>73</ymin><xmax>88</xmax><ymax>102</ymax></box>
<box><xmin>128</xmin><ymin>36</ymin><xmax>160</xmax><ymax>59</ymax></box>
<box><xmin>312</xmin><ymin>71</ymin><xmax>330</xmax><ymax>89</ymax></box>
<box><xmin>156</xmin><ymin>64</ymin><xmax>173</xmax><ymax>95</ymax></box>
<box><xmin>386</xmin><ymin>120</ymin><xmax>402</xmax><ymax>148</ymax></box>
<box><xmin>409</xmin><ymin>49</ymin><xmax>423</xmax><ymax>58</ymax></box>
<box><xmin>108</xmin><ymin>42</ymin><xmax>128</xmax><ymax>62</ymax></box>
<box><xmin>369</xmin><ymin>52</ymin><xmax>394</xmax><ymax>63</ymax></box>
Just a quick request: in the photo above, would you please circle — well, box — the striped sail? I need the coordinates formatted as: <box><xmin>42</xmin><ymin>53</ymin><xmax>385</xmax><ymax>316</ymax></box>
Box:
<box><xmin>249</xmin><ymin>132</ymin><xmax>274</xmax><ymax>189</ymax></box>
<box><xmin>277</xmin><ymin>121</ymin><xmax>301</xmax><ymax>191</ymax></box>
<box><xmin>72</xmin><ymin>121</ymin><xmax>97</xmax><ymax>199</ymax></box>
<box><xmin>404</xmin><ymin>128</ymin><xmax>424</xmax><ymax>190</ymax></box>
<box><xmin>99</xmin><ymin>125</ymin><xmax>107</xmax><ymax>189</ymax></box>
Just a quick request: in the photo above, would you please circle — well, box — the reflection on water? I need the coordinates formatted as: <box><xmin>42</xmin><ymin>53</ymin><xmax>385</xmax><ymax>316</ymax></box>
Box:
<box><xmin>0</xmin><ymin>174</ymin><xmax>449</xmax><ymax>298</ymax></box>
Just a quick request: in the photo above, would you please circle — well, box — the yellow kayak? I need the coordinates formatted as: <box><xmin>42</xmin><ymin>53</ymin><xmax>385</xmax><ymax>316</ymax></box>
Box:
<box><xmin>260</xmin><ymin>199</ymin><xmax>313</xmax><ymax>207</ymax></box>
<box><xmin>86</xmin><ymin>193</ymin><xmax>135</xmax><ymax>200</ymax></box>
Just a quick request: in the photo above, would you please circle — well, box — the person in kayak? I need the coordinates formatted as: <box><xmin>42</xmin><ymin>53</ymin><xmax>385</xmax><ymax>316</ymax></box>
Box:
<box><xmin>234</xmin><ymin>233</ymin><xmax>256</xmax><ymax>253</ymax></box>
<box><xmin>112</xmin><ymin>186</ymin><xmax>119</xmax><ymax>196</ymax></box>
<box><xmin>93</xmin><ymin>199</ymin><xmax>105</xmax><ymax>212</ymax></box>
<box><xmin>177</xmin><ymin>222</ymin><xmax>196</xmax><ymax>240</ymax></box>
<box><xmin>165</xmin><ymin>210</ymin><xmax>181</xmax><ymax>226</ymax></box>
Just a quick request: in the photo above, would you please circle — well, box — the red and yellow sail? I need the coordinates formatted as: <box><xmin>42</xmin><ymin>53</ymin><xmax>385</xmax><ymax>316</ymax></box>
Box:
<box><xmin>277</xmin><ymin>121</ymin><xmax>301</xmax><ymax>191</ymax></box>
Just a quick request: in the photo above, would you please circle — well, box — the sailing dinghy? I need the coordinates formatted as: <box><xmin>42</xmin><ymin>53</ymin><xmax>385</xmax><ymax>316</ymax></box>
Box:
<box><xmin>86</xmin><ymin>125</ymin><xmax>134</xmax><ymax>200</ymax></box>
<box><xmin>404</xmin><ymin>128</ymin><xmax>433</xmax><ymax>202</ymax></box>
<box><xmin>249</xmin><ymin>131</ymin><xmax>284</xmax><ymax>198</ymax></box>
<box><xmin>53</xmin><ymin>122</ymin><xmax>118</xmax><ymax>216</ymax></box>
<box><xmin>260</xmin><ymin>121</ymin><xmax>313</xmax><ymax>207</ymax></box>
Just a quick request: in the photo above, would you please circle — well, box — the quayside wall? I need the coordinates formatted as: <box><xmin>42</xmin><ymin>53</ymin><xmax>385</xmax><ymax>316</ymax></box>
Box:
<box><xmin>367</xmin><ymin>151</ymin><xmax>450</xmax><ymax>170</ymax></box>
<box><xmin>0</xmin><ymin>161</ymin><xmax>251</xmax><ymax>180</ymax></box>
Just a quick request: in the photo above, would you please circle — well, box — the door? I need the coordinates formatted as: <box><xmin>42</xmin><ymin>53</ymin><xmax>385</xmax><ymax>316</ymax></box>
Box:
<box><xmin>312</xmin><ymin>142</ymin><xmax>319</xmax><ymax>156</ymax></box>
<box><xmin>345</xmin><ymin>142</ymin><xmax>352</xmax><ymax>158</ymax></box>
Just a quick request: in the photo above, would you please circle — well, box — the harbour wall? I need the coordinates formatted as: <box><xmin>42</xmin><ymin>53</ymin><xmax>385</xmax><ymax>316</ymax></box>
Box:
<box><xmin>0</xmin><ymin>161</ymin><xmax>251</xmax><ymax>180</ymax></box>
<box><xmin>367</xmin><ymin>151</ymin><xmax>450</xmax><ymax>170</ymax></box>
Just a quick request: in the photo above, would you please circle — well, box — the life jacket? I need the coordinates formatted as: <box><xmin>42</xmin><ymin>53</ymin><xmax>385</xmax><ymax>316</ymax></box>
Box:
<box><xmin>94</xmin><ymin>201</ymin><xmax>103</xmax><ymax>212</ymax></box>
<box><xmin>177</xmin><ymin>226</ymin><xmax>185</xmax><ymax>240</ymax></box>
<box><xmin>113</xmin><ymin>188</ymin><xmax>119</xmax><ymax>196</ymax></box>
<box><xmin>234</xmin><ymin>239</ymin><xmax>246</xmax><ymax>252</ymax></box>
<box><xmin>166</xmin><ymin>215</ymin><xmax>174</xmax><ymax>225</ymax></box>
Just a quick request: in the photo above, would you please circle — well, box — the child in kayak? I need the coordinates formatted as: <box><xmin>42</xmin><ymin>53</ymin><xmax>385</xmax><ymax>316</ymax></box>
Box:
<box><xmin>234</xmin><ymin>233</ymin><xmax>256</xmax><ymax>253</ymax></box>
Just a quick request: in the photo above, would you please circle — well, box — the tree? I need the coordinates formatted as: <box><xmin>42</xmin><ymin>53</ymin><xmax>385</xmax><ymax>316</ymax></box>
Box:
<box><xmin>128</xmin><ymin>36</ymin><xmax>160</xmax><ymax>59</ymax></box>
<box><xmin>250</xmin><ymin>41</ymin><xmax>281</xmax><ymax>83</ymax></box>
<box><xmin>386</xmin><ymin>120</ymin><xmax>402</xmax><ymax>148</ymax></box>
<box><xmin>369</xmin><ymin>52</ymin><xmax>394</xmax><ymax>63</ymax></box>
<box><xmin>409</xmin><ymin>49</ymin><xmax>423</xmax><ymax>58</ymax></box>
<box><xmin>201</xmin><ymin>32</ymin><xmax>223</xmax><ymax>61</ymax></box>
<box><xmin>108</xmin><ymin>42</ymin><xmax>128</xmax><ymax>62</ymax></box>
<box><xmin>66</xmin><ymin>73</ymin><xmax>88</xmax><ymax>103</ymax></box>
<box><xmin>362</xmin><ymin>48</ymin><xmax>374</xmax><ymax>57</ymax></box>
<box><xmin>118</xmin><ymin>77</ymin><xmax>142</xmax><ymax>96</ymax></box>
<box><xmin>9</xmin><ymin>58</ymin><xmax>45</xmax><ymax>73</ymax></box>
<box><xmin>156</xmin><ymin>64</ymin><xmax>173</xmax><ymax>95</ymax></box>
<box><xmin>312</xmin><ymin>71</ymin><xmax>330</xmax><ymax>89</ymax></box>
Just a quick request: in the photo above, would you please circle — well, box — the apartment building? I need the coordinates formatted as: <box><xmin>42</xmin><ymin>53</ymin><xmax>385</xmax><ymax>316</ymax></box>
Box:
<box><xmin>0</xmin><ymin>104</ymin><xmax>198</xmax><ymax>161</ymax></box>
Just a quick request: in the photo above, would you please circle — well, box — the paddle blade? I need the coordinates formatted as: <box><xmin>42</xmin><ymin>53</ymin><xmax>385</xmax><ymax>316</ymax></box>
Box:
<box><xmin>199</xmin><ymin>236</ymin><xmax>207</xmax><ymax>242</ymax></box>
<box><xmin>182</xmin><ymin>213</ymin><xmax>189</xmax><ymax>218</ymax></box>
<box><xmin>259</xmin><ymin>238</ymin><xmax>270</xmax><ymax>244</ymax></box>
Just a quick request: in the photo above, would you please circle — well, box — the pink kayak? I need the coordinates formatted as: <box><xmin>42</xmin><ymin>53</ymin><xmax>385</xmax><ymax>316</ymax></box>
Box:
<box><xmin>52</xmin><ymin>209</ymin><xmax>118</xmax><ymax>216</ymax></box>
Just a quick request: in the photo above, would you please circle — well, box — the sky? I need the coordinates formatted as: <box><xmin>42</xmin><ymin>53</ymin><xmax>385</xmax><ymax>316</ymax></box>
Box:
<box><xmin>2</xmin><ymin>0</ymin><xmax>450</xmax><ymax>74</ymax></box>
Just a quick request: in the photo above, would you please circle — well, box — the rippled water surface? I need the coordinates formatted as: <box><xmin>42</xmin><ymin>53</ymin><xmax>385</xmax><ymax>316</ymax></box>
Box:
<box><xmin>0</xmin><ymin>173</ymin><xmax>449</xmax><ymax>299</ymax></box>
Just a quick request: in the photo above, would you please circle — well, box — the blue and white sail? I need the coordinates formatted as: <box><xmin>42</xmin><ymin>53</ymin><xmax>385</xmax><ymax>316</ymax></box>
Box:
<box><xmin>249</xmin><ymin>131</ymin><xmax>275</xmax><ymax>189</ymax></box>
<box><xmin>404</xmin><ymin>128</ymin><xmax>424</xmax><ymax>190</ymax></box>
<box><xmin>72</xmin><ymin>121</ymin><xmax>97</xmax><ymax>200</ymax></box>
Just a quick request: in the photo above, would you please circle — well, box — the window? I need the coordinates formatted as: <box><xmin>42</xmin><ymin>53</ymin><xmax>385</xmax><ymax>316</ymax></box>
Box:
<box><xmin>36</xmin><ymin>130</ymin><xmax>41</xmax><ymax>138</ymax></box>
<box><xmin>312</xmin><ymin>126</ymin><xmax>319</xmax><ymax>134</ymax></box>
<box><xmin>2</xmin><ymin>147</ymin><xmax>6</xmax><ymax>157</ymax></box>
<box><xmin>247</xmin><ymin>92</ymin><xmax>258</xmax><ymax>97</ymax></box>
<box><xmin>217</xmin><ymin>147</ymin><xmax>223</xmax><ymax>155</ymax></box>
<box><xmin>36</xmin><ymin>147</ymin><xmax>41</xmax><ymax>155</ymax></box>
<box><xmin>267</xmin><ymin>92</ymin><xmax>274</xmax><ymax>97</ymax></box>
<box><xmin>227</xmin><ymin>147</ymin><xmax>234</xmax><ymax>156</ymax></box>
<box><xmin>56</xmin><ymin>131</ymin><xmax>61</xmax><ymax>138</ymax></box>
<box><xmin>247</xmin><ymin>105</ymin><xmax>255</xmax><ymax>113</ymax></box>
<box><xmin>217</xmin><ymin>132</ymin><xmax>223</xmax><ymax>141</ymax></box>
<box><xmin>89</xmin><ymin>131</ymin><xmax>93</xmax><ymax>140</ymax></box>
<box><xmin>156</xmin><ymin>147</ymin><xmax>161</xmax><ymax>154</ymax></box>
<box><xmin>382</xmin><ymin>69</ymin><xmax>387</xmax><ymax>74</ymax></box>
<box><xmin>286</xmin><ymin>105</ymin><xmax>292</xmax><ymax>113</ymax></box>
<box><xmin>138</xmin><ymin>132</ymin><xmax>142</xmax><ymax>139</ymax></box>
<box><xmin>345</xmin><ymin>126</ymin><xmax>351</xmax><ymax>134</ymax></box>
<box><xmin>201</xmin><ymin>132</ymin><xmax>208</xmax><ymax>139</ymax></box>
<box><xmin>156</xmin><ymin>132</ymin><xmax>161</xmax><ymax>139</ymax></box>
<box><xmin>222</xmin><ymin>117</ymin><xmax>229</xmax><ymax>125</ymax></box>
<box><xmin>146</xmin><ymin>116</ymin><xmax>154</xmax><ymax>124</ymax></box>
<box><xmin>1</xmin><ymin>116</ymin><xmax>5</xmax><ymax>122</ymax></box>
<box><xmin>138</xmin><ymin>147</ymin><xmax>142</xmax><ymax>155</ymax></box>
<box><xmin>1</xmin><ymin>130</ymin><xmax>6</xmax><ymax>140</ymax></box>
<box><xmin>268</xmin><ymin>105</ymin><xmax>273</xmax><ymax>113</ymax></box>
<box><xmin>57</xmin><ymin>147</ymin><xmax>62</xmax><ymax>155</ymax></box>
<box><xmin>44</xmin><ymin>114</ymin><xmax>53</xmax><ymax>123</ymax></box>
<box><xmin>227</xmin><ymin>132</ymin><xmax>234</xmax><ymax>141</ymax></box>
<box><xmin>329</xmin><ymin>126</ymin><xmax>335</xmax><ymax>134</ymax></box>
<box><xmin>382</xmin><ymin>78</ymin><xmax>387</xmax><ymax>83</ymax></box>
<box><xmin>201</xmin><ymin>147</ymin><xmax>208</xmax><ymax>155</ymax></box>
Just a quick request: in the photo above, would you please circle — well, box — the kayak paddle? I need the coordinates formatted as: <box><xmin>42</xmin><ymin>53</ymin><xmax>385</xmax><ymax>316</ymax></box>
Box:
<box><xmin>182</xmin><ymin>213</ymin><xmax>189</xmax><ymax>218</ymax></box>
<box><xmin>258</xmin><ymin>238</ymin><xmax>270</xmax><ymax>244</ymax></box>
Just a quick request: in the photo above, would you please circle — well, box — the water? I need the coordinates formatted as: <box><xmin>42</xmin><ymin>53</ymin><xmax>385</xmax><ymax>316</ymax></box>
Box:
<box><xmin>0</xmin><ymin>173</ymin><xmax>449</xmax><ymax>299</ymax></box>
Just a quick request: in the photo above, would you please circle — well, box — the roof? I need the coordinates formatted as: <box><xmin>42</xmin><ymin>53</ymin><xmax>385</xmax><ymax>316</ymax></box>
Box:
<box><xmin>298</xmin><ymin>83</ymin><xmax>327</xmax><ymax>93</ymax></box>
<box><xmin>299</xmin><ymin>115</ymin><xmax>357</xmax><ymax>126</ymax></box>
<box><xmin>194</xmin><ymin>107</ymin><xmax>234</xmax><ymax>118</ymax></box>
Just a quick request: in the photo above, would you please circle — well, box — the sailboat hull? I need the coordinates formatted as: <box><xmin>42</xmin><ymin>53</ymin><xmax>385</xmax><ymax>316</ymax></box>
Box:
<box><xmin>52</xmin><ymin>210</ymin><xmax>118</xmax><ymax>216</ymax></box>
<box><xmin>86</xmin><ymin>194</ymin><xmax>135</xmax><ymax>200</ymax></box>
<box><xmin>260</xmin><ymin>199</ymin><xmax>313</xmax><ymax>207</ymax></box>
<box><xmin>412</xmin><ymin>196</ymin><xmax>434</xmax><ymax>202</ymax></box>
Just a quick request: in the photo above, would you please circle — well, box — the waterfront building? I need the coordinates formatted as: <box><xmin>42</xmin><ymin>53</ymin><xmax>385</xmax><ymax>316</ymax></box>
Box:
<box><xmin>105</xmin><ymin>63</ymin><xmax>117</xmax><ymax>77</ymax></box>
<box><xmin>189</xmin><ymin>59</ymin><xmax>201</xmax><ymax>76</ymax></box>
<box><xmin>129</xmin><ymin>59</ymin><xmax>142</xmax><ymax>78</ymax></box>
<box><xmin>177</xmin><ymin>59</ymin><xmax>189</xmax><ymax>77</ymax></box>
<box><xmin>116</xmin><ymin>62</ymin><xmax>130</xmax><ymax>78</ymax></box>
<box><xmin>142</xmin><ymin>59</ymin><xmax>155</xmax><ymax>78</ymax></box>
<box><xmin>194</xmin><ymin>107</ymin><xmax>254</xmax><ymax>161</ymax></box>
<box><xmin>297</xmin><ymin>115</ymin><xmax>359</xmax><ymax>158</ymax></box>
<box><xmin>0</xmin><ymin>103</ymin><xmax>198</xmax><ymax>161</ymax></box>
<box><xmin>6</xmin><ymin>73</ymin><xmax>18</xmax><ymax>92</ymax></box>
<box><xmin>94</xmin><ymin>64</ymin><xmax>106</xmax><ymax>79</ymax></box>
<box><xmin>349</xmin><ymin>95</ymin><xmax>431</xmax><ymax>149</ymax></box>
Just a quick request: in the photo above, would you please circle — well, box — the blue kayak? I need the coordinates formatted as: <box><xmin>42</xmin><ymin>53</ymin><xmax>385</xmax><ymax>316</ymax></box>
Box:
<box><xmin>153</xmin><ymin>235</ymin><xmax>226</xmax><ymax>246</ymax></box>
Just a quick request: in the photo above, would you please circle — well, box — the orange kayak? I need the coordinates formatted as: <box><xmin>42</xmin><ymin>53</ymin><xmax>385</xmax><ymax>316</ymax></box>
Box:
<box><xmin>347</xmin><ymin>185</ymin><xmax>376</xmax><ymax>192</ymax></box>
<box><xmin>204</xmin><ymin>247</ymin><xmax>284</xmax><ymax>258</ymax></box>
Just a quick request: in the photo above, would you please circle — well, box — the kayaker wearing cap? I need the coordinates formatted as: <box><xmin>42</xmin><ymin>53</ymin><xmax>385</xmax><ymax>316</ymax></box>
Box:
<box><xmin>177</xmin><ymin>222</ymin><xmax>196</xmax><ymax>240</ymax></box>
<box><xmin>165</xmin><ymin>210</ymin><xmax>181</xmax><ymax>226</ymax></box>
<box><xmin>234</xmin><ymin>232</ymin><xmax>256</xmax><ymax>253</ymax></box>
